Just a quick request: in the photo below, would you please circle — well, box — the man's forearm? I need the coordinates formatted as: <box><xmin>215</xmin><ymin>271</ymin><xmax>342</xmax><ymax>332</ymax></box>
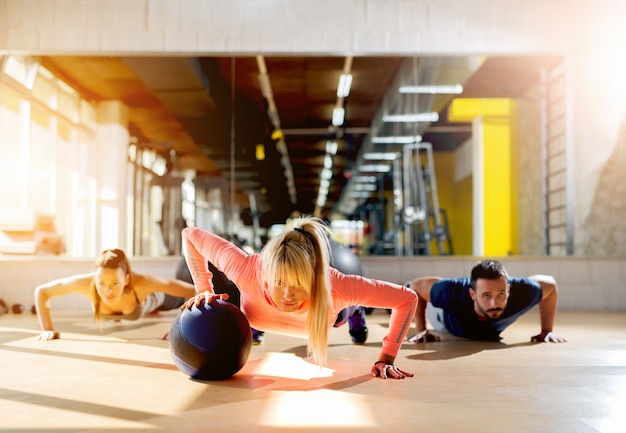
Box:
<box><xmin>539</xmin><ymin>285</ymin><xmax>558</xmax><ymax>333</ymax></box>
<box><xmin>415</xmin><ymin>296</ymin><xmax>428</xmax><ymax>331</ymax></box>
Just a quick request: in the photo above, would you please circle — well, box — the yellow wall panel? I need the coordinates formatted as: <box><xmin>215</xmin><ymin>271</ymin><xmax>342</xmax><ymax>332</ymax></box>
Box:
<box><xmin>450</xmin><ymin>175</ymin><xmax>473</xmax><ymax>255</ymax></box>
<box><xmin>446</xmin><ymin>98</ymin><xmax>518</xmax><ymax>256</ymax></box>
<box><xmin>431</xmin><ymin>150</ymin><xmax>474</xmax><ymax>255</ymax></box>
<box><xmin>483</xmin><ymin>119</ymin><xmax>512</xmax><ymax>255</ymax></box>
<box><xmin>431</xmin><ymin>151</ymin><xmax>454</xmax><ymax>254</ymax></box>
<box><xmin>448</xmin><ymin>98</ymin><xmax>513</xmax><ymax>122</ymax></box>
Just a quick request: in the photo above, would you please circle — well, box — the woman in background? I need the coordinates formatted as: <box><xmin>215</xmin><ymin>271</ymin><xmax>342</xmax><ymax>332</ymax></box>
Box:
<box><xmin>35</xmin><ymin>248</ymin><xmax>195</xmax><ymax>340</ymax></box>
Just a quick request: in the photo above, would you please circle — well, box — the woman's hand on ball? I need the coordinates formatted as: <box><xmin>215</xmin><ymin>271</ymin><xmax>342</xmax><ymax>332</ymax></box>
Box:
<box><xmin>181</xmin><ymin>291</ymin><xmax>230</xmax><ymax>310</ymax></box>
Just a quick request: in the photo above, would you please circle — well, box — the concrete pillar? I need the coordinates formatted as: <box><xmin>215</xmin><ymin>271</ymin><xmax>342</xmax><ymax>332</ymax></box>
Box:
<box><xmin>95</xmin><ymin>100</ymin><xmax>129</xmax><ymax>253</ymax></box>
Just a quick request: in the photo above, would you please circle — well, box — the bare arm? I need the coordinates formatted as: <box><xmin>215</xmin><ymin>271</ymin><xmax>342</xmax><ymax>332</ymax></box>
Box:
<box><xmin>528</xmin><ymin>274</ymin><xmax>567</xmax><ymax>343</ymax></box>
<box><xmin>133</xmin><ymin>273</ymin><xmax>197</xmax><ymax>301</ymax></box>
<box><xmin>34</xmin><ymin>274</ymin><xmax>95</xmax><ymax>340</ymax></box>
<box><xmin>405</xmin><ymin>277</ymin><xmax>441</xmax><ymax>342</ymax></box>
<box><xmin>370</xmin><ymin>277</ymin><xmax>441</xmax><ymax>378</ymax></box>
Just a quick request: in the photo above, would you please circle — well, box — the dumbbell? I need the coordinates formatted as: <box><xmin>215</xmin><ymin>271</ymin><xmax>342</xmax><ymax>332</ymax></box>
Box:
<box><xmin>11</xmin><ymin>304</ymin><xmax>37</xmax><ymax>314</ymax></box>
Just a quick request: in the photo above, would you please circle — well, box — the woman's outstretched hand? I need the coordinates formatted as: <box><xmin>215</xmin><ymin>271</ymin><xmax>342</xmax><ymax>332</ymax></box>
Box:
<box><xmin>37</xmin><ymin>330</ymin><xmax>60</xmax><ymax>341</ymax></box>
<box><xmin>371</xmin><ymin>361</ymin><xmax>414</xmax><ymax>379</ymax></box>
<box><xmin>180</xmin><ymin>291</ymin><xmax>230</xmax><ymax>310</ymax></box>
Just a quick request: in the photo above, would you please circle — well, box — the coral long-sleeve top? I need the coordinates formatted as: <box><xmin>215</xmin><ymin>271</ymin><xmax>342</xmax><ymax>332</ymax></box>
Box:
<box><xmin>182</xmin><ymin>227</ymin><xmax>417</xmax><ymax>358</ymax></box>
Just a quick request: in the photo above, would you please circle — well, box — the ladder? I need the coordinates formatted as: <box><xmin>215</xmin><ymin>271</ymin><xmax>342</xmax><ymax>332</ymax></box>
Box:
<box><xmin>541</xmin><ymin>60</ymin><xmax>574</xmax><ymax>255</ymax></box>
<box><xmin>394</xmin><ymin>143</ymin><xmax>452</xmax><ymax>255</ymax></box>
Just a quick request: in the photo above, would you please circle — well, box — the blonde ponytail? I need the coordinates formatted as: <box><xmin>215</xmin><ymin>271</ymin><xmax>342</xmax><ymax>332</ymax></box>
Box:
<box><xmin>261</xmin><ymin>216</ymin><xmax>333</xmax><ymax>366</ymax></box>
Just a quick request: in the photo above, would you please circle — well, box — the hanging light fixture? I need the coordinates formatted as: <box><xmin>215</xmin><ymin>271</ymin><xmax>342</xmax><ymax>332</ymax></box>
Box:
<box><xmin>363</xmin><ymin>152</ymin><xmax>399</xmax><ymax>160</ymax></box>
<box><xmin>337</xmin><ymin>73</ymin><xmax>353</xmax><ymax>97</ymax></box>
<box><xmin>399</xmin><ymin>84</ymin><xmax>463</xmax><ymax>94</ymax></box>
<box><xmin>372</xmin><ymin>135</ymin><xmax>422</xmax><ymax>144</ymax></box>
<box><xmin>359</xmin><ymin>164</ymin><xmax>392</xmax><ymax>173</ymax></box>
<box><xmin>382</xmin><ymin>112</ymin><xmax>439</xmax><ymax>123</ymax></box>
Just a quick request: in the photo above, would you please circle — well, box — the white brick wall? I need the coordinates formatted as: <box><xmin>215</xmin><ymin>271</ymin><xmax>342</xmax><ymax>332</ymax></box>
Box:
<box><xmin>359</xmin><ymin>256</ymin><xmax>626</xmax><ymax>311</ymax></box>
<box><xmin>1</xmin><ymin>0</ymin><xmax>625</xmax><ymax>55</ymax></box>
<box><xmin>1</xmin><ymin>255</ymin><xmax>624</xmax><ymax>311</ymax></box>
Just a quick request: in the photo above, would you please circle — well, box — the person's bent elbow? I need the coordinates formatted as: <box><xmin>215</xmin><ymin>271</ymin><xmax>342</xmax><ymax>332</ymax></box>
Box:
<box><xmin>181</xmin><ymin>226</ymin><xmax>193</xmax><ymax>240</ymax></box>
<box><xmin>34</xmin><ymin>286</ymin><xmax>48</xmax><ymax>304</ymax></box>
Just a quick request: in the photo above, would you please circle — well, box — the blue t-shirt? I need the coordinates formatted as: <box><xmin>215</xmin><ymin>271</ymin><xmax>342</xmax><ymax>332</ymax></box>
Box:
<box><xmin>430</xmin><ymin>277</ymin><xmax>542</xmax><ymax>341</ymax></box>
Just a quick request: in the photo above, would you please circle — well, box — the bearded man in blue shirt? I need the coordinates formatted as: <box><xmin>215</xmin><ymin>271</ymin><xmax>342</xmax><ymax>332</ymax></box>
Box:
<box><xmin>406</xmin><ymin>260</ymin><xmax>567</xmax><ymax>344</ymax></box>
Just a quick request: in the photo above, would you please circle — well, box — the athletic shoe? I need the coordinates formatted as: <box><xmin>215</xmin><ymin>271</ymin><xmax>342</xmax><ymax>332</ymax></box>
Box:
<box><xmin>252</xmin><ymin>328</ymin><xmax>265</xmax><ymax>345</ymax></box>
<box><xmin>348</xmin><ymin>306</ymin><xmax>368</xmax><ymax>344</ymax></box>
<box><xmin>333</xmin><ymin>308</ymin><xmax>349</xmax><ymax>328</ymax></box>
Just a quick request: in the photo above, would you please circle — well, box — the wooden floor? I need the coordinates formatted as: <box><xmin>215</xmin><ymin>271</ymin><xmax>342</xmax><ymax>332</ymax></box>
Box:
<box><xmin>1</xmin><ymin>308</ymin><xmax>625</xmax><ymax>433</ymax></box>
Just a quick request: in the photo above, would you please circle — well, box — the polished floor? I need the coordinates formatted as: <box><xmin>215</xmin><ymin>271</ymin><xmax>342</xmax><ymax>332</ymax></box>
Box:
<box><xmin>1</xmin><ymin>308</ymin><xmax>625</xmax><ymax>433</ymax></box>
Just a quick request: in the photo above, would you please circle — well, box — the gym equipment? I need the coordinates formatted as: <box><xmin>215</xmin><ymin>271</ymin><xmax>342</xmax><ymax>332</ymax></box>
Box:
<box><xmin>329</xmin><ymin>240</ymin><xmax>363</xmax><ymax>276</ymax></box>
<box><xmin>169</xmin><ymin>299</ymin><xmax>252</xmax><ymax>380</ymax></box>
<box><xmin>329</xmin><ymin>240</ymin><xmax>369</xmax><ymax>340</ymax></box>
<box><xmin>11</xmin><ymin>304</ymin><xmax>36</xmax><ymax>314</ymax></box>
